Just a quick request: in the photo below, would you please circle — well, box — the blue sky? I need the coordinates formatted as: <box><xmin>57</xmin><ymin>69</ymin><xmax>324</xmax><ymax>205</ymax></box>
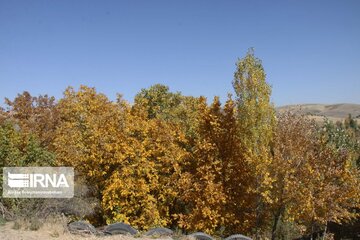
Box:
<box><xmin>0</xmin><ymin>0</ymin><xmax>359</xmax><ymax>106</ymax></box>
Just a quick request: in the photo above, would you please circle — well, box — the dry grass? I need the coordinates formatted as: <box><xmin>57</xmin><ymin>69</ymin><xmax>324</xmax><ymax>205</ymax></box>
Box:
<box><xmin>0</xmin><ymin>217</ymin><xmax>177</xmax><ymax>240</ymax></box>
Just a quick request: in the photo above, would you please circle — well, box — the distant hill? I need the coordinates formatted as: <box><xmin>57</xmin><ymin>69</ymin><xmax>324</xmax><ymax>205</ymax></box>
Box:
<box><xmin>276</xmin><ymin>103</ymin><xmax>360</xmax><ymax>122</ymax></box>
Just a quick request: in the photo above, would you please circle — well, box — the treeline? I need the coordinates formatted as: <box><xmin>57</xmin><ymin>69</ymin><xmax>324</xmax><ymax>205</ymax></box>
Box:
<box><xmin>0</xmin><ymin>51</ymin><xmax>359</xmax><ymax>239</ymax></box>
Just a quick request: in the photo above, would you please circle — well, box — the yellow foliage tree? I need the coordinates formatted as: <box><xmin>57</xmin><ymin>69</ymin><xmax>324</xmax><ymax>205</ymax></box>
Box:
<box><xmin>54</xmin><ymin>86</ymin><xmax>126</xmax><ymax>186</ymax></box>
<box><xmin>178</xmin><ymin>96</ymin><xmax>227</xmax><ymax>233</ymax></box>
<box><xmin>221</xmin><ymin>96</ymin><xmax>255</xmax><ymax>234</ymax></box>
<box><xmin>55</xmin><ymin>86</ymin><xmax>188</xmax><ymax>228</ymax></box>
<box><xmin>101</xmin><ymin>103</ymin><xmax>187</xmax><ymax>229</ymax></box>
<box><xmin>178</xmin><ymin>95</ymin><xmax>253</xmax><ymax>235</ymax></box>
<box><xmin>233</xmin><ymin>49</ymin><xmax>276</xmax><ymax>236</ymax></box>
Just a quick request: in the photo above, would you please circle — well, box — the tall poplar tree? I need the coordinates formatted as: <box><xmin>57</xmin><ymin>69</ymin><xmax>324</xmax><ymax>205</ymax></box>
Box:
<box><xmin>233</xmin><ymin>49</ymin><xmax>276</xmax><ymax>236</ymax></box>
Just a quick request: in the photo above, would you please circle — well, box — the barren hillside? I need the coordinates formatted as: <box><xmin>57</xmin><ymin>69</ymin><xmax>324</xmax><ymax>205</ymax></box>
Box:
<box><xmin>277</xmin><ymin>103</ymin><xmax>360</xmax><ymax>122</ymax></box>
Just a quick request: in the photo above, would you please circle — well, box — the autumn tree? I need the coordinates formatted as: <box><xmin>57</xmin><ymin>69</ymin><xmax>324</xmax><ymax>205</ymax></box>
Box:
<box><xmin>221</xmin><ymin>96</ymin><xmax>258</xmax><ymax>235</ymax></box>
<box><xmin>5</xmin><ymin>92</ymin><xmax>59</xmax><ymax>148</ymax></box>
<box><xmin>270</xmin><ymin>112</ymin><xmax>360</xmax><ymax>239</ymax></box>
<box><xmin>269</xmin><ymin>112</ymin><xmax>318</xmax><ymax>239</ymax></box>
<box><xmin>101</xmin><ymin>96</ymin><xmax>188</xmax><ymax>229</ymax></box>
<box><xmin>178</xmin><ymin>97</ymin><xmax>227</xmax><ymax>234</ymax></box>
<box><xmin>55</xmin><ymin>85</ymin><xmax>188</xmax><ymax>228</ymax></box>
<box><xmin>178</xmin><ymin>95</ymin><xmax>254</xmax><ymax>235</ymax></box>
<box><xmin>232</xmin><ymin>49</ymin><xmax>276</xmax><ymax>236</ymax></box>
<box><xmin>54</xmin><ymin>86</ymin><xmax>125</xmax><ymax>188</ymax></box>
<box><xmin>310</xmin><ymin>119</ymin><xmax>360</xmax><ymax>238</ymax></box>
<box><xmin>321</xmin><ymin>118</ymin><xmax>360</xmax><ymax>239</ymax></box>
<box><xmin>54</xmin><ymin>86</ymin><xmax>135</xmax><ymax>225</ymax></box>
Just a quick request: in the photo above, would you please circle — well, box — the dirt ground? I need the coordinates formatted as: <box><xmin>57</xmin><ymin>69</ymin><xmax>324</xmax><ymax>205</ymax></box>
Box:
<box><xmin>0</xmin><ymin>220</ymin><xmax>174</xmax><ymax>240</ymax></box>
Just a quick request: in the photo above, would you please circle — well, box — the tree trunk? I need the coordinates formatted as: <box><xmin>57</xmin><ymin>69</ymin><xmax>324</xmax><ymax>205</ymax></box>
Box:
<box><xmin>271</xmin><ymin>206</ymin><xmax>284</xmax><ymax>240</ymax></box>
<box><xmin>271</xmin><ymin>212</ymin><xmax>280</xmax><ymax>240</ymax></box>
<box><xmin>322</xmin><ymin>222</ymin><xmax>328</xmax><ymax>240</ymax></box>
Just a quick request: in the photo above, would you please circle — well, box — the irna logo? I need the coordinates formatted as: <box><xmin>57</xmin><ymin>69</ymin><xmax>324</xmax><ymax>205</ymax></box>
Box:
<box><xmin>3</xmin><ymin>167</ymin><xmax>74</xmax><ymax>198</ymax></box>
<box><xmin>7</xmin><ymin>172</ymin><xmax>69</xmax><ymax>188</ymax></box>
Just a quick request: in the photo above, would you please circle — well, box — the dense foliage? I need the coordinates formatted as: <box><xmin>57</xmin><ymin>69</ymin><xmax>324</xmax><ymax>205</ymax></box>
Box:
<box><xmin>1</xmin><ymin>50</ymin><xmax>359</xmax><ymax>239</ymax></box>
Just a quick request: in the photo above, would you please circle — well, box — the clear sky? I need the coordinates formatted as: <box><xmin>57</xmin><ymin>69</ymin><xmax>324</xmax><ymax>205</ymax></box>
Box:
<box><xmin>0</xmin><ymin>0</ymin><xmax>359</xmax><ymax>106</ymax></box>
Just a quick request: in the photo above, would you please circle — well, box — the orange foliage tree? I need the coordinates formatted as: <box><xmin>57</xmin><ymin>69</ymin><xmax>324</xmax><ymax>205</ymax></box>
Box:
<box><xmin>270</xmin><ymin>112</ymin><xmax>360</xmax><ymax>239</ymax></box>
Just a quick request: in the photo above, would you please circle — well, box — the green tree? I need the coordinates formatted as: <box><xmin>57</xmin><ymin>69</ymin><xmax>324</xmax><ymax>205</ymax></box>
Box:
<box><xmin>0</xmin><ymin>122</ymin><xmax>55</xmax><ymax>169</ymax></box>
<box><xmin>0</xmin><ymin>121</ymin><xmax>55</xmax><ymax>216</ymax></box>
<box><xmin>133</xmin><ymin>84</ymin><xmax>200</xmax><ymax>138</ymax></box>
<box><xmin>0</xmin><ymin>107</ymin><xmax>7</xmax><ymax>125</ymax></box>
<box><xmin>134</xmin><ymin>84</ymin><xmax>183</xmax><ymax>120</ymax></box>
